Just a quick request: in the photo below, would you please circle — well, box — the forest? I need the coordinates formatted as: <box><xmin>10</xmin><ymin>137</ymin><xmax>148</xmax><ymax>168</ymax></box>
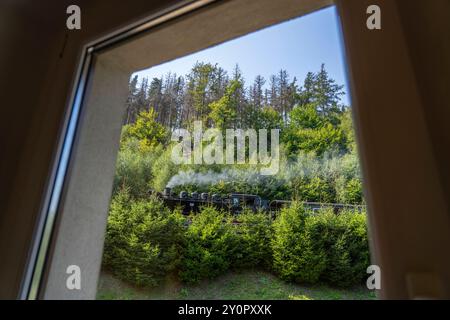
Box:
<box><xmin>101</xmin><ymin>62</ymin><xmax>369</xmax><ymax>294</ymax></box>
<box><xmin>115</xmin><ymin>62</ymin><xmax>362</xmax><ymax>204</ymax></box>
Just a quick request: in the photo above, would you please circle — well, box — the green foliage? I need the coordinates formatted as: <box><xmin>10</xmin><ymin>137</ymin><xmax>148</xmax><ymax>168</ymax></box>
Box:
<box><xmin>289</xmin><ymin>103</ymin><xmax>324</xmax><ymax>129</ymax></box>
<box><xmin>209</xmin><ymin>80</ymin><xmax>240</xmax><ymax>130</ymax></box>
<box><xmin>272</xmin><ymin>203</ymin><xmax>327</xmax><ymax>283</ymax></box>
<box><xmin>292</xmin><ymin>176</ymin><xmax>336</xmax><ymax>203</ymax></box>
<box><xmin>123</xmin><ymin>108</ymin><xmax>167</xmax><ymax>152</ymax></box>
<box><xmin>284</xmin><ymin>151</ymin><xmax>362</xmax><ymax>203</ymax></box>
<box><xmin>106</xmin><ymin>62</ymin><xmax>370</xmax><ymax>290</ymax></box>
<box><xmin>233</xmin><ymin>209</ymin><xmax>273</xmax><ymax>269</ymax></box>
<box><xmin>186</xmin><ymin>62</ymin><xmax>228</xmax><ymax>123</ymax></box>
<box><xmin>180</xmin><ymin>207</ymin><xmax>272</xmax><ymax>283</ymax></box>
<box><xmin>271</xmin><ymin>203</ymin><xmax>369</xmax><ymax>287</ymax></box>
<box><xmin>296</xmin><ymin>64</ymin><xmax>345</xmax><ymax>118</ymax></box>
<box><xmin>294</xmin><ymin>123</ymin><xmax>344</xmax><ymax>155</ymax></box>
<box><xmin>149</xmin><ymin>145</ymin><xmax>179</xmax><ymax>191</ymax></box>
<box><xmin>336</xmin><ymin>177</ymin><xmax>363</xmax><ymax>204</ymax></box>
<box><xmin>339</xmin><ymin>109</ymin><xmax>357</xmax><ymax>153</ymax></box>
<box><xmin>252</xmin><ymin>106</ymin><xmax>284</xmax><ymax>131</ymax></box>
<box><xmin>103</xmin><ymin>190</ymin><xmax>185</xmax><ymax>287</ymax></box>
<box><xmin>283</xmin><ymin>104</ymin><xmax>345</xmax><ymax>156</ymax></box>
<box><xmin>170</xmin><ymin>151</ymin><xmax>363</xmax><ymax>204</ymax></box>
<box><xmin>180</xmin><ymin>207</ymin><xmax>236</xmax><ymax>284</ymax></box>
<box><xmin>281</xmin><ymin>65</ymin><xmax>349</xmax><ymax>156</ymax></box>
<box><xmin>308</xmin><ymin>209</ymin><xmax>370</xmax><ymax>287</ymax></box>
<box><xmin>180</xmin><ymin>207</ymin><xmax>273</xmax><ymax>283</ymax></box>
<box><xmin>113</xmin><ymin>138</ymin><xmax>161</xmax><ymax>197</ymax></box>
<box><xmin>170</xmin><ymin>167</ymin><xmax>290</xmax><ymax>201</ymax></box>
<box><xmin>114</xmin><ymin>137</ymin><xmax>180</xmax><ymax>196</ymax></box>
<box><xmin>116</xmin><ymin>63</ymin><xmax>363</xmax><ymax>204</ymax></box>
<box><xmin>103</xmin><ymin>193</ymin><xmax>369</xmax><ymax>288</ymax></box>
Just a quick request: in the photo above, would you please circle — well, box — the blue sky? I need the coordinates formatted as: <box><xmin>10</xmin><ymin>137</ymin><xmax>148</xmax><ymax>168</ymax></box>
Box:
<box><xmin>135</xmin><ymin>6</ymin><xmax>350</xmax><ymax>105</ymax></box>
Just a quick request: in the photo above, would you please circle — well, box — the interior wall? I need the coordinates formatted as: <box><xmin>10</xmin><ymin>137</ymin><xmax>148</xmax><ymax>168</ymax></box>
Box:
<box><xmin>40</xmin><ymin>54</ymin><xmax>131</xmax><ymax>299</ymax></box>
<box><xmin>336</xmin><ymin>0</ymin><xmax>450</xmax><ymax>298</ymax></box>
<box><xmin>397</xmin><ymin>0</ymin><xmax>450</xmax><ymax>209</ymax></box>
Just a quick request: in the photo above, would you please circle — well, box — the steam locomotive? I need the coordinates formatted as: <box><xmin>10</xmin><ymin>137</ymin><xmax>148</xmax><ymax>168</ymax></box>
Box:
<box><xmin>153</xmin><ymin>187</ymin><xmax>365</xmax><ymax>216</ymax></box>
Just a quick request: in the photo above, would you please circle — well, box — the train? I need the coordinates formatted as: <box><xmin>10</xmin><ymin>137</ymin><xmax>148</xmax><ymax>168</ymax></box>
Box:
<box><xmin>153</xmin><ymin>187</ymin><xmax>365</xmax><ymax>216</ymax></box>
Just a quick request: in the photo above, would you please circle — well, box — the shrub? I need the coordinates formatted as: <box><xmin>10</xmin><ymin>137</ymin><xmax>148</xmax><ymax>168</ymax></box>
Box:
<box><xmin>105</xmin><ymin>187</ymin><xmax>368</xmax><ymax>289</ymax></box>
<box><xmin>233</xmin><ymin>209</ymin><xmax>273</xmax><ymax>269</ymax></box>
<box><xmin>122</xmin><ymin>108</ymin><xmax>168</xmax><ymax>152</ymax></box>
<box><xmin>317</xmin><ymin>209</ymin><xmax>370</xmax><ymax>287</ymax></box>
<box><xmin>282</xmin><ymin>104</ymin><xmax>346</xmax><ymax>156</ymax></box>
<box><xmin>113</xmin><ymin>138</ymin><xmax>162</xmax><ymax>197</ymax></box>
<box><xmin>150</xmin><ymin>145</ymin><xmax>179</xmax><ymax>191</ymax></box>
<box><xmin>113</xmin><ymin>138</ymin><xmax>180</xmax><ymax>197</ymax></box>
<box><xmin>103</xmin><ymin>189</ymin><xmax>185</xmax><ymax>287</ymax></box>
<box><xmin>271</xmin><ymin>203</ymin><xmax>369</xmax><ymax>287</ymax></box>
<box><xmin>342</xmin><ymin>178</ymin><xmax>363</xmax><ymax>204</ymax></box>
<box><xmin>167</xmin><ymin>151</ymin><xmax>364</xmax><ymax>205</ymax></box>
<box><xmin>293</xmin><ymin>176</ymin><xmax>336</xmax><ymax>203</ymax></box>
<box><xmin>180</xmin><ymin>206</ymin><xmax>236</xmax><ymax>284</ymax></box>
<box><xmin>271</xmin><ymin>202</ymin><xmax>327</xmax><ymax>284</ymax></box>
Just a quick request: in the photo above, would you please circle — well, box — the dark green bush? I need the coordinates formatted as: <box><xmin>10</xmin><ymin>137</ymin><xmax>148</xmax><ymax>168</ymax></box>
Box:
<box><xmin>179</xmin><ymin>206</ymin><xmax>236</xmax><ymax>284</ymax></box>
<box><xmin>292</xmin><ymin>176</ymin><xmax>336</xmax><ymax>203</ymax></box>
<box><xmin>233</xmin><ymin>209</ymin><xmax>273</xmax><ymax>270</ymax></box>
<box><xmin>103</xmin><ymin>189</ymin><xmax>185</xmax><ymax>287</ymax></box>
<box><xmin>342</xmin><ymin>178</ymin><xmax>363</xmax><ymax>205</ymax></box>
<box><xmin>104</xmin><ymin>192</ymin><xmax>369</xmax><ymax>288</ymax></box>
<box><xmin>271</xmin><ymin>203</ymin><xmax>369</xmax><ymax>287</ymax></box>
<box><xmin>315</xmin><ymin>209</ymin><xmax>370</xmax><ymax>287</ymax></box>
<box><xmin>271</xmin><ymin>202</ymin><xmax>327</xmax><ymax>284</ymax></box>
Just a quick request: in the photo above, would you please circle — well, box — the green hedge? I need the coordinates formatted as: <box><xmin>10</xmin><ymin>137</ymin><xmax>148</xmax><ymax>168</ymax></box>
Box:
<box><xmin>271</xmin><ymin>203</ymin><xmax>369</xmax><ymax>287</ymax></box>
<box><xmin>103</xmin><ymin>189</ymin><xmax>185</xmax><ymax>287</ymax></box>
<box><xmin>271</xmin><ymin>202</ymin><xmax>327</xmax><ymax>284</ymax></box>
<box><xmin>179</xmin><ymin>207</ymin><xmax>274</xmax><ymax>284</ymax></box>
<box><xmin>103</xmin><ymin>196</ymin><xmax>369</xmax><ymax>288</ymax></box>
<box><xmin>317</xmin><ymin>209</ymin><xmax>370</xmax><ymax>286</ymax></box>
<box><xmin>179</xmin><ymin>206</ymin><xmax>236</xmax><ymax>284</ymax></box>
<box><xmin>232</xmin><ymin>209</ymin><xmax>273</xmax><ymax>270</ymax></box>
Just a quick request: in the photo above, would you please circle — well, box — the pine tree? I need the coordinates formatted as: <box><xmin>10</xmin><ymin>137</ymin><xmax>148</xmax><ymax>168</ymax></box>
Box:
<box><xmin>124</xmin><ymin>75</ymin><xmax>139</xmax><ymax>124</ymax></box>
<box><xmin>185</xmin><ymin>62</ymin><xmax>216</xmax><ymax>124</ymax></box>
<box><xmin>135</xmin><ymin>77</ymin><xmax>149</xmax><ymax>113</ymax></box>
<box><xmin>231</xmin><ymin>64</ymin><xmax>247</xmax><ymax>128</ymax></box>
<box><xmin>250</xmin><ymin>75</ymin><xmax>265</xmax><ymax>109</ymax></box>
<box><xmin>147</xmin><ymin>77</ymin><xmax>163</xmax><ymax>120</ymax></box>
<box><xmin>314</xmin><ymin>64</ymin><xmax>344</xmax><ymax>116</ymax></box>
<box><xmin>297</xmin><ymin>64</ymin><xmax>345</xmax><ymax>118</ymax></box>
<box><xmin>209</xmin><ymin>80</ymin><xmax>240</xmax><ymax>131</ymax></box>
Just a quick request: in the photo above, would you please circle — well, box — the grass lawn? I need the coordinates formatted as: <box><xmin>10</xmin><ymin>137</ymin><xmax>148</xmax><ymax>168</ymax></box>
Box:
<box><xmin>96</xmin><ymin>270</ymin><xmax>376</xmax><ymax>300</ymax></box>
